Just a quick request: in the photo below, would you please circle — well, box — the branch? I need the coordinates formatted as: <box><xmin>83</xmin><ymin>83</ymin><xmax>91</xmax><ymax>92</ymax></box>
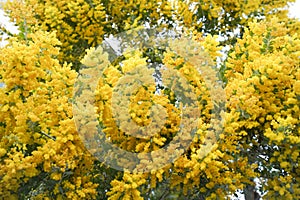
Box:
<box><xmin>39</xmin><ymin>131</ymin><xmax>56</xmax><ymax>141</ymax></box>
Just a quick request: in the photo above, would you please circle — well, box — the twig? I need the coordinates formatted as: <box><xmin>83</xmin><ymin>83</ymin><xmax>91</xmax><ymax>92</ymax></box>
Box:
<box><xmin>39</xmin><ymin>131</ymin><xmax>56</xmax><ymax>141</ymax></box>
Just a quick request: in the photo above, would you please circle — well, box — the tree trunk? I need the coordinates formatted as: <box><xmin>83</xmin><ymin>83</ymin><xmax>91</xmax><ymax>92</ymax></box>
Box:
<box><xmin>244</xmin><ymin>184</ymin><xmax>260</xmax><ymax>200</ymax></box>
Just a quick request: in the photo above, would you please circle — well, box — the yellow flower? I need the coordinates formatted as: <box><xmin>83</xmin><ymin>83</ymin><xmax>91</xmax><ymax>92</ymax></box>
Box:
<box><xmin>280</xmin><ymin>161</ymin><xmax>289</xmax><ymax>169</ymax></box>
<box><xmin>0</xmin><ymin>148</ymin><xmax>7</xmax><ymax>157</ymax></box>
<box><xmin>294</xmin><ymin>80</ymin><xmax>300</xmax><ymax>94</ymax></box>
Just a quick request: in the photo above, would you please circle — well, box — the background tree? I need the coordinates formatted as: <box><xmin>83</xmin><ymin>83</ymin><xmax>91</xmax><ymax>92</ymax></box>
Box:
<box><xmin>3</xmin><ymin>0</ymin><xmax>296</xmax><ymax>70</ymax></box>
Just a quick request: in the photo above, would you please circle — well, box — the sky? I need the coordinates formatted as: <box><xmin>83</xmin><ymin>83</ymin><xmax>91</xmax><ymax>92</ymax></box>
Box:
<box><xmin>289</xmin><ymin>0</ymin><xmax>300</xmax><ymax>18</ymax></box>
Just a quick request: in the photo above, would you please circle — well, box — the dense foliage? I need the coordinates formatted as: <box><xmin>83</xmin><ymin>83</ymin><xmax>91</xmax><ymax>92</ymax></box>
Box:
<box><xmin>0</xmin><ymin>0</ymin><xmax>299</xmax><ymax>199</ymax></box>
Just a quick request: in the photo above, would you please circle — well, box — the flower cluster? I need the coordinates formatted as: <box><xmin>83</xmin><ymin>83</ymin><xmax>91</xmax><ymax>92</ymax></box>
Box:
<box><xmin>0</xmin><ymin>31</ymin><xmax>98</xmax><ymax>199</ymax></box>
<box><xmin>225</xmin><ymin>17</ymin><xmax>300</xmax><ymax>197</ymax></box>
<box><xmin>172</xmin><ymin>0</ymin><xmax>294</xmax><ymax>36</ymax></box>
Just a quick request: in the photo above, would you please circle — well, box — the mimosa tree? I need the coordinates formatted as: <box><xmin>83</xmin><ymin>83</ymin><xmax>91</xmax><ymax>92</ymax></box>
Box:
<box><xmin>0</xmin><ymin>0</ymin><xmax>299</xmax><ymax>199</ymax></box>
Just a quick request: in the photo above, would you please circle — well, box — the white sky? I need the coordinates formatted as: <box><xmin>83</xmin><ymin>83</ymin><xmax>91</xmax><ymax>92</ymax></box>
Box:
<box><xmin>289</xmin><ymin>0</ymin><xmax>300</xmax><ymax>18</ymax></box>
